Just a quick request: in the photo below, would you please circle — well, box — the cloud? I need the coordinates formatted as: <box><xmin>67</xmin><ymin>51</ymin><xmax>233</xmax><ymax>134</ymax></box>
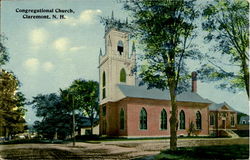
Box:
<box><xmin>53</xmin><ymin>37</ymin><xmax>70</xmax><ymax>52</ymax></box>
<box><xmin>53</xmin><ymin>37</ymin><xmax>86</xmax><ymax>53</ymax></box>
<box><xmin>69</xmin><ymin>46</ymin><xmax>86</xmax><ymax>52</ymax></box>
<box><xmin>42</xmin><ymin>62</ymin><xmax>54</xmax><ymax>72</ymax></box>
<box><xmin>52</xmin><ymin>9</ymin><xmax>102</xmax><ymax>26</ymax></box>
<box><xmin>79</xmin><ymin>9</ymin><xmax>102</xmax><ymax>24</ymax></box>
<box><xmin>23</xmin><ymin>58</ymin><xmax>40</xmax><ymax>72</ymax></box>
<box><xmin>29</xmin><ymin>28</ymin><xmax>48</xmax><ymax>45</ymax></box>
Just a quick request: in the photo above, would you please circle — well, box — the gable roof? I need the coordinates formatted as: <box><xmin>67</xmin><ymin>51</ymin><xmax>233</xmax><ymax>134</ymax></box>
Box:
<box><xmin>117</xmin><ymin>84</ymin><xmax>212</xmax><ymax>104</ymax></box>
<box><xmin>209</xmin><ymin>102</ymin><xmax>236</xmax><ymax>111</ymax></box>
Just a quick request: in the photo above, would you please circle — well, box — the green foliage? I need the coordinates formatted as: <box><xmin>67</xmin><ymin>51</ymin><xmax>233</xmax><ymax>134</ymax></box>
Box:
<box><xmin>32</xmin><ymin>79</ymin><xmax>99</xmax><ymax>139</ymax></box>
<box><xmin>32</xmin><ymin>93</ymin><xmax>72</xmax><ymax>139</ymax></box>
<box><xmin>0</xmin><ymin>35</ymin><xmax>9</xmax><ymax>66</ymax></box>
<box><xmin>122</xmin><ymin>0</ymin><xmax>200</xmax><ymax>93</ymax></box>
<box><xmin>201</xmin><ymin>0</ymin><xmax>249</xmax><ymax>96</ymax></box>
<box><xmin>119</xmin><ymin>0</ymin><xmax>200</xmax><ymax>150</ymax></box>
<box><xmin>60</xmin><ymin>79</ymin><xmax>99</xmax><ymax>135</ymax></box>
<box><xmin>0</xmin><ymin>70</ymin><xmax>27</xmax><ymax>138</ymax></box>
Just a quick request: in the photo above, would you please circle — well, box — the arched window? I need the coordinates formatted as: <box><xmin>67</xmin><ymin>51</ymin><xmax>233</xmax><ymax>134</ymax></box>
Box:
<box><xmin>196</xmin><ymin>111</ymin><xmax>202</xmax><ymax>130</ymax></box>
<box><xmin>179</xmin><ymin>110</ymin><xmax>185</xmax><ymax>130</ymax></box>
<box><xmin>160</xmin><ymin>109</ymin><xmax>167</xmax><ymax>130</ymax></box>
<box><xmin>120</xmin><ymin>108</ymin><xmax>125</xmax><ymax>130</ymax></box>
<box><xmin>231</xmin><ymin>115</ymin><xmax>235</xmax><ymax>126</ymax></box>
<box><xmin>117</xmin><ymin>40</ymin><xmax>124</xmax><ymax>55</ymax></box>
<box><xmin>102</xmin><ymin>71</ymin><xmax>106</xmax><ymax>87</ymax></box>
<box><xmin>120</xmin><ymin>68</ymin><xmax>126</xmax><ymax>83</ymax></box>
<box><xmin>102</xmin><ymin>71</ymin><xmax>106</xmax><ymax>99</ymax></box>
<box><xmin>210</xmin><ymin>113</ymin><xmax>215</xmax><ymax>125</ymax></box>
<box><xmin>140</xmin><ymin>108</ymin><xmax>147</xmax><ymax>130</ymax></box>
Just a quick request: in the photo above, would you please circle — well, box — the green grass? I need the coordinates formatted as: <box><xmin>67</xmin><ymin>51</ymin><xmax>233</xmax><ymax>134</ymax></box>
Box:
<box><xmin>155</xmin><ymin>144</ymin><xmax>249</xmax><ymax>160</ymax></box>
<box><xmin>0</xmin><ymin>136</ymin><xmax>233</xmax><ymax>145</ymax></box>
<box><xmin>79</xmin><ymin>135</ymin><xmax>232</xmax><ymax>143</ymax></box>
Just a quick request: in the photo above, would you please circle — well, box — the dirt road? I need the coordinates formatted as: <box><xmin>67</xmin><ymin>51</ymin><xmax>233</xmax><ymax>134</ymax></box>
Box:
<box><xmin>0</xmin><ymin>137</ymin><xmax>248</xmax><ymax>160</ymax></box>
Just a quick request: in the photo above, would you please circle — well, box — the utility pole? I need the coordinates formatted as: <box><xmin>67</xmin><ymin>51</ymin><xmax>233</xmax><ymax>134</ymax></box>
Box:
<box><xmin>72</xmin><ymin>96</ymin><xmax>76</xmax><ymax>147</ymax></box>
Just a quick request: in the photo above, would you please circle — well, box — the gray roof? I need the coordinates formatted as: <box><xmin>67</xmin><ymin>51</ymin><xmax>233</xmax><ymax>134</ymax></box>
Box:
<box><xmin>117</xmin><ymin>84</ymin><xmax>212</xmax><ymax>104</ymax></box>
<box><xmin>208</xmin><ymin>102</ymin><xmax>236</xmax><ymax>111</ymax></box>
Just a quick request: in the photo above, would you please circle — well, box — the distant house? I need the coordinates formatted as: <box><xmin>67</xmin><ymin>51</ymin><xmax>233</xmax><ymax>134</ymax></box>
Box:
<box><xmin>236</xmin><ymin>115</ymin><xmax>249</xmax><ymax>136</ymax></box>
<box><xmin>239</xmin><ymin>116</ymin><xmax>249</xmax><ymax>125</ymax></box>
<box><xmin>77</xmin><ymin>117</ymin><xmax>99</xmax><ymax>136</ymax></box>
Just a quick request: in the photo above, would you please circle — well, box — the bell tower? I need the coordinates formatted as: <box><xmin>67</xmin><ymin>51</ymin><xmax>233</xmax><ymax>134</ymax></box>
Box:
<box><xmin>99</xmin><ymin>18</ymin><xmax>136</xmax><ymax>105</ymax></box>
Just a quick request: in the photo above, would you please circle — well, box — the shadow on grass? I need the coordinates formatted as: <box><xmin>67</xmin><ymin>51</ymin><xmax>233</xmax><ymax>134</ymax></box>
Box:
<box><xmin>155</xmin><ymin>144</ymin><xmax>249</xmax><ymax>160</ymax></box>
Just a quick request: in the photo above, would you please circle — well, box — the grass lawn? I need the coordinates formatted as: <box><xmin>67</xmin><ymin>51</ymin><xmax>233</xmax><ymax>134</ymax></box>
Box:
<box><xmin>155</xmin><ymin>144</ymin><xmax>249</xmax><ymax>160</ymax></box>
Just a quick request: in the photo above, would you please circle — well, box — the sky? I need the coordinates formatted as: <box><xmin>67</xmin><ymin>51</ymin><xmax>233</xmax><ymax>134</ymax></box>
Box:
<box><xmin>1</xmin><ymin>0</ymin><xmax>248</xmax><ymax>124</ymax></box>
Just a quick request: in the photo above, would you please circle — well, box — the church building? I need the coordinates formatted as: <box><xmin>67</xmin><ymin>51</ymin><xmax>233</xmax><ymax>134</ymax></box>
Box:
<box><xmin>98</xmin><ymin>22</ymin><xmax>237</xmax><ymax>138</ymax></box>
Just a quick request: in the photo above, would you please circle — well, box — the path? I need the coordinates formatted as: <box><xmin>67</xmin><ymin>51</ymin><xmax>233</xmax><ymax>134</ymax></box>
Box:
<box><xmin>0</xmin><ymin>137</ymin><xmax>248</xmax><ymax>159</ymax></box>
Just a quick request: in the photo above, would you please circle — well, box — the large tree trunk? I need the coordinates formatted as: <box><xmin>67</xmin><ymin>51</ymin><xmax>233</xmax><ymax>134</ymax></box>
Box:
<box><xmin>169</xmin><ymin>81</ymin><xmax>178</xmax><ymax>151</ymax></box>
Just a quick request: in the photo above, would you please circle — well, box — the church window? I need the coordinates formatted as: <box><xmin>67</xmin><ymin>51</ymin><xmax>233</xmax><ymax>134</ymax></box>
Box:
<box><xmin>120</xmin><ymin>108</ymin><xmax>125</xmax><ymax>130</ymax></box>
<box><xmin>102</xmin><ymin>71</ymin><xmax>106</xmax><ymax>99</ymax></box>
<box><xmin>102</xmin><ymin>105</ymin><xmax>106</xmax><ymax>116</ymax></box>
<box><xmin>102</xmin><ymin>88</ymin><xmax>106</xmax><ymax>99</ymax></box>
<box><xmin>210</xmin><ymin>113</ymin><xmax>215</xmax><ymax>125</ymax></box>
<box><xmin>140</xmin><ymin>108</ymin><xmax>147</xmax><ymax>130</ymax></box>
<box><xmin>160</xmin><ymin>109</ymin><xmax>167</xmax><ymax>130</ymax></box>
<box><xmin>120</xmin><ymin>68</ymin><xmax>126</xmax><ymax>83</ymax></box>
<box><xmin>117</xmin><ymin>40</ymin><xmax>124</xmax><ymax>55</ymax></box>
<box><xmin>231</xmin><ymin>115</ymin><xmax>235</xmax><ymax>126</ymax></box>
<box><xmin>196</xmin><ymin>111</ymin><xmax>202</xmax><ymax>130</ymax></box>
<box><xmin>102</xmin><ymin>72</ymin><xmax>106</xmax><ymax>87</ymax></box>
<box><xmin>179</xmin><ymin>110</ymin><xmax>185</xmax><ymax>130</ymax></box>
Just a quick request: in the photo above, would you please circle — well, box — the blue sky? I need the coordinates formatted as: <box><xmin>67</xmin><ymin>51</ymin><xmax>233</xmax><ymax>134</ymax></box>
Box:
<box><xmin>1</xmin><ymin>0</ymin><xmax>248</xmax><ymax>124</ymax></box>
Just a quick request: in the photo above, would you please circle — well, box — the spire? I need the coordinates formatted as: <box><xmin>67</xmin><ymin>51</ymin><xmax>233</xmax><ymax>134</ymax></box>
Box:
<box><xmin>99</xmin><ymin>48</ymin><xmax>102</xmax><ymax>56</ymax></box>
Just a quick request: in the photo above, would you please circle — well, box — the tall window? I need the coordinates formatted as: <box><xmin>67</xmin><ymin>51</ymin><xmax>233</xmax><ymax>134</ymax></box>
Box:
<box><xmin>210</xmin><ymin>113</ymin><xmax>215</xmax><ymax>125</ymax></box>
<box><xmin>231</xmin><ymin>115</ymin><xmax>235</xmax><ymax>126</ymax></box>
<box><xmin>117</xmin><ymin>40</ymin><xmax>124</xmax><ymax>55</ymax></box>
<box><xmin>102</xmin><ymin>72</ymin><xmax>106</xmax><ymax>87</ymax></box>
<box><xmin>196</xmin><ymin>111</ymin><xmax>202</xmax><ymax>130</ymax></box>
<box><xmin>179</xmin><ymin>110</ymin><xmax>185</xmax><ymax>130</ymax></box>
<box><xmin>140</xmin><ymin>108</ymin><xmax>147</xmax><ymax>130</ymax></box>
<box><xmin>102</xmin><ymin>71</ymin><xmax>106</xmax><ymax>99</ymax></box>
<box><xmin>160</xmin><ymin>109</ymin><xmax>167</xmax><ymax>130</ymax></box>
<box><xmin>120</xmin><ymin>68</ymin><xmax>126</xmax><ymax>83</ymax></box>
<box><xmin>120</xmin><ymin>108</ymin><xmax>125</xmax><ymax>130</ymax></box>
<box><xmin>102</xmin><ymin>105</ymin><xmax>106</xmax><ymax>116</ymax></box>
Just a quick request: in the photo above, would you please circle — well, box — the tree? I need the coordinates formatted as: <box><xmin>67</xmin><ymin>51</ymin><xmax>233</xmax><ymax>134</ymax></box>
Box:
<box><xmin>62</xmin><ymin>79</ymin><xmax>99</xmax><ymax>135</ymax></box>
<box><xmin>117</xmin><ymin>0</ymin><xmax>199</xmax><ymax>150</ymax></box>
<box><xmin>201</xmin><ymin>0</ymin><xmax>249</xmax><ymax>97</ymax></box>
<box><xmin>0</xmin><ymin>35</ymin><xmax>9</xmax><ymax>66</ymax></box>
<box><xmin>0</xmin><ymin>36</ymin><xmax>26</xmax><ymax>138</ymax></box>
<box><xmin>32</xmin><ymin>93</ymin><xmax>72</xmax><ymax>140</ymax></box>
<box><xmin>0</xmin><ymin>70</ymin><xmax>27</xmax><ymax>138</ymax></box>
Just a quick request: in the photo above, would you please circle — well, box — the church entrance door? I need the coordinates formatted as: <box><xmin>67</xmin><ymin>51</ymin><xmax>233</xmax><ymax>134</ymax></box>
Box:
<box><xmin>222</xmin><ymin>120</ymin><xmax>226</xmax><ymax>129</ymax></box>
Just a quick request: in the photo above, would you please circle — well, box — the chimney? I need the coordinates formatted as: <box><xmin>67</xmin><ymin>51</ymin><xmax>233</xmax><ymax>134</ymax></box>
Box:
<box><xmin>191</xmin><ymin>72</ymin><xmax>197</xmax><ymax>92</ymax></box>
